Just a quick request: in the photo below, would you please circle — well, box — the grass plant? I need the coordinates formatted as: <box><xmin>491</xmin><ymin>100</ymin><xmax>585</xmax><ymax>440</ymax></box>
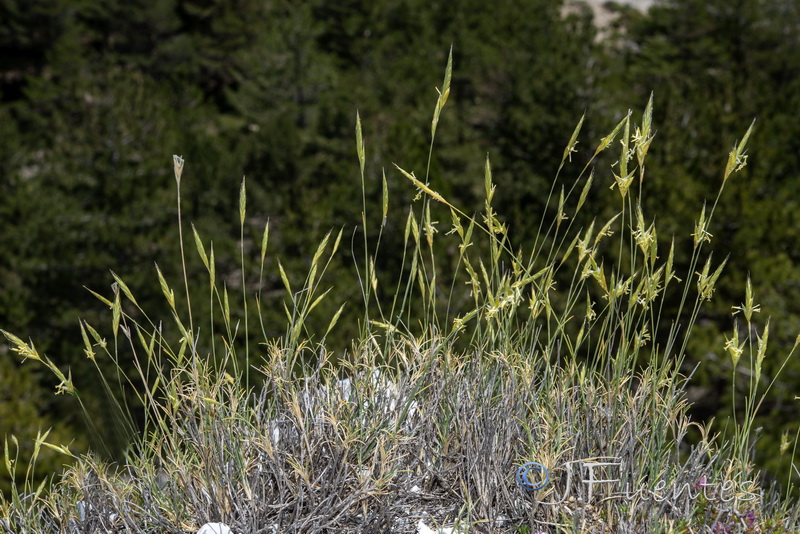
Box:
<box><xmin>2</xmin><ymin>48</ymin><xmax>799</xmax><ymax>533</ymax></box>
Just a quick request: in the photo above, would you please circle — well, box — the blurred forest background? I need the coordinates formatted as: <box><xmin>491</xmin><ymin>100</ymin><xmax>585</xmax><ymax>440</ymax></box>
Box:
<box><xmin>2</xmin><ymin>0</ymin><xmax>800</xmax><ymax>495</ymax></box>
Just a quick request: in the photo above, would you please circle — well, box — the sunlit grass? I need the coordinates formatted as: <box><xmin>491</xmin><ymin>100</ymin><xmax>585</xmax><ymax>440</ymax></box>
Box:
<box><xmin>2</xmin><ymin>48</ymin><xmax>799</xmax><ymax>533</ymax></box>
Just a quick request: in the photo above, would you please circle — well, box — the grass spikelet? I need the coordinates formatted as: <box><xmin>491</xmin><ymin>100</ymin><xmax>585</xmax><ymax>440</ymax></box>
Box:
<box><xmin>191</xmin><ymin>223</ymin><xmax>210</xmax><ymax>270</ymax></box>
<box><xmin>562</xmin><ymin>113</ymin><xmax>585</xmax><ymax>166</ymax></box>
<box><xmin>172</xmin><ymin>154</ymin><xmax>184</xmax><ymax>185</ymax></box>
<box><xmin>576</xmin><ymin>168</ymin><xmax>593</xmax><ymax>214</ymax></box>
<box><xmin>356</xmin><ymin>111</ymin><xmax>365</xmax><ymax>175</ymax></box>
<box><xmin>394</xmin><ymin>163</ymin><xmax>451</xmax><ymax>207</ymax></box>
<box><xmin>109</xmin><ymin>271</ymin><xmax>139</xmax><ymax>308</ymax></box>
<box><xmin>431</xmin><ymin>45</ymin><xmax>453</xmax><ymax>139</ymax></box>
<box><xmin>724</xmin><ymin>119</ymin><xmax>756</xmax><ymax>183</ymax></box>
<box><xmin>595</xmin><ymin>110</ymin><xmax>630</xmax><ymax>156</ymax></box>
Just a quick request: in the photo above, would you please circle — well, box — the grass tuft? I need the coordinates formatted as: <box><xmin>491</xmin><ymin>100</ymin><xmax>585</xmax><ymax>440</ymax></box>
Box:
<box><xmin>2</xmin><ymin>49</ymin><xmax>799</xmax><ymax>534</ymax></box>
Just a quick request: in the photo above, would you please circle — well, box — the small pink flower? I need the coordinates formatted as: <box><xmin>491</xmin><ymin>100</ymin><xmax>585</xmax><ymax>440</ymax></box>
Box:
<box><xmin>694</xmin><ymin>475</ymin><xmax>708</xmax><ymax>489</ymax></box>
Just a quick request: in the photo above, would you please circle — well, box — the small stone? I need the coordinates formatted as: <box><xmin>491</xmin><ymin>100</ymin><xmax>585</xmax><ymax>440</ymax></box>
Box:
<box><xmin>197</xmin><ymin>523</ymin><xmax>232</xmax><ymax>534</ymax></box>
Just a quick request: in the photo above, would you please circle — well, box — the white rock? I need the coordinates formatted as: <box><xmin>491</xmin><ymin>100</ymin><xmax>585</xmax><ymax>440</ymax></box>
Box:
<box><xmin>417</xmin><ymin>520</ymin><xmax>464</xmax><ymax>534</ymax></box>
<box><xmin>197</xmin><ymin>523</ymin><xmax>232</xmax><ymax>534</ymax></box>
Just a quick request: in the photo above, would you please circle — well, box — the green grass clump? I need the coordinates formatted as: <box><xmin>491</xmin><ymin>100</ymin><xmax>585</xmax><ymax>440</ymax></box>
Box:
<box><xmin>2</xmin><ymin>48</ymin><xmax>799</xmax><ymax>534</ymax></box>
